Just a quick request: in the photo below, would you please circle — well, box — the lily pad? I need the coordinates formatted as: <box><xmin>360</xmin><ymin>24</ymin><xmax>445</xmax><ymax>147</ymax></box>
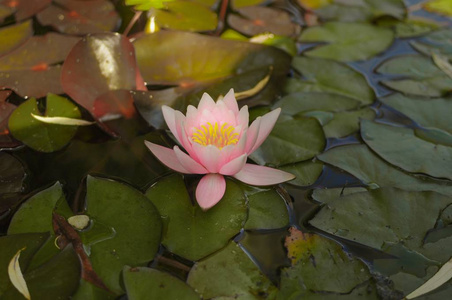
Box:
<box><xmin>84</xmin><ymin>176</ymin><xmax>162</xmax><ymax>294</ymax></box>
<box><xmin>318</xmin><ymin>144</ymin><xmax>452</xmax><ymax>196</ymax></box>
<box><xmin>278</xmin><ymin>227</ymin><xmax>373</xmax><ymax>298</ymax></box>
<box><xmin>249</xmin><ymin>115</ymin><xmax>325</xmax><ymax>166</ymax></box>
<box><xmin>0</xmin><ymin>0</ymin><xmax>51</xmax><ymax>21</ymax></box>
<box><xmin>0</xmin><ymin>152</ymin><xmax>25</xmax><ymax>194</ymax></box>
<box><xmin>377</xmin><ymin>54</ymin><xmax>452</xmax><ymax>97</ymax></box>
<box><xmin>411</xmin><ymin>29</ymin><xmax>452</xmax><ymax>59</ymax></box>
<box><xmin>361</xmin><ymin>120</ymin><xmax>452</xmax><ymax>180</ymax></box>
<box><xmin>279</xmin><ymin>159</ymin><xmax>323</xmax><ymax>187</ymax></box>
<box><xmin>299</xmin><ymin>22</ymin><xmax>394</xmax><ymax>62</ymax></box>
<box><xmin>323</xmin><ymin>107</ymin><xmax>376</xmax><ymax>138</ymax></box>
<box><xmin>8</xmin><ymin>94</ymin><xmax>81</xmax><ymax>152</ymax></box>
<box><xmin>145</xmin><ymin>174</ymin><xmax>247</xmax><ymax>261</ymax></box>
<box><xmin>242</xmin><ymin>185</ymin><xmax>289</xmax><ymax>230</ymax></box>
<box><xmin>61</xmin><ymin>33</ymin><xmax>145</xmax><ymax>116</ymax></box>
<box><xmin>380</xmin><ymin>93</ymin><xmax>452</xmax><ymax>135</ymax></box>
<box><xmin>187</xmin><ymin>241</ymin><xmax>277</xmax><ymax>299</ymax></box>
<box><xmin>424</xmin><ymin>0</ymin><xmax>452</xmax><ymax>17</ymax></box>
<box><xmin>287</xmin><ymin>56</ymin><xmax>375</xmax><ymax>104</ymax></box>
<box><xmin>123</xmin><ymin>267</ymin><xmax>200</xmax><ymax>300</ymax></box>
<box><xmin>310</xmin><ymin>188</ymin><xmax>452</xmax><ymax>261</ymax></box>
<box><xmin>0</xmin><ymin>33</ymin><xmax>80</xmax><ymax>98</ymax></box>
<box><xmin>0</xmin><ymin>20</ymin><xmax>32</xmax><ymax>57</ymax></box>
<box><xmin>377</xmin><ymin>17</ymin><xmax>440</xmax><ymax>38</ymax></box>
<box><xmin>154</xmin><ymin>1</ymin><xmax>218</xmax><ymax>32</ymax></box>
<box><xmin>231</xmin><ymin>0</ymin><xmax>267</xmax><ymax>9</ymax></box>
<box><xmin>0</xmin><ymin>91</ymin><xmax>17</xmax><ymax>148</ymax></box>
<box><xmin>36</xmin><ymin>0</ymin><xmax>120</xmax><ymax>35</ymax></box>
<box><xmin>228</xmin><ymin>6</ymin><xmax>298</xmax><ymax>37</ymax></box>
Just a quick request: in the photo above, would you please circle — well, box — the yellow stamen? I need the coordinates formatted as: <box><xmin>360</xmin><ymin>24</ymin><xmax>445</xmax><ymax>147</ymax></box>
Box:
<box><xmin>192</xmin><ymin>122</ymin><xmax>239</xmax><ymax>149</ymax></box>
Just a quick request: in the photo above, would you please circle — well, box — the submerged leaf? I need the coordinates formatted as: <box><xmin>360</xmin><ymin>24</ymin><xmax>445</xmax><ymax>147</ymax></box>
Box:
<box><xmin>8</xmin><ymin>248</ymin><xmax>30</xmax><ymax>300</ymax></box>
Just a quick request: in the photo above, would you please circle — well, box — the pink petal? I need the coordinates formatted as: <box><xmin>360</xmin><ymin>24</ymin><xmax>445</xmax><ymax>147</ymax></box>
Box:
<box><xmin>219</xmin><ymin>154</ymin><xmax>247</xmax><ymax>176</ymax></box>
<box><xmin>196</xmin><ymin>174</ymin><xmax>226</xmax><ymax>210</ymax></box>
<box><xmin>237</xmin><ymin>106</ymin><xmax>249</xmax><ymax>128</ymax></box>
<box><xmin>245</xmin><ymin>117</ymin><xmax>261</xmax><ymax>154</ymax></box>
<box><xmin>145</xmin><ymin>141</ymin><xmax>189</xmax><ymax>174</ymax></box>
<box><xmin>198</xmin><ymin>92</ymin><xmax>216</xmax><ymax>112</ymax></box>
<box><xmin>173</xmin><ymin>146</ymin><xmax>208</xmax><ymax>174</ymax></box>
<box><xmin>248</xmin><ymin>108</ymin><xmax>281</xmax><ymax>154</ymax></box>
<box><xmin>162</xmin><ymin>105</ymin><xmax>183</xmax><ymax>144</ymax></box>
<box><xmin>192</xmin><ymin>144</ymin><xmax>221</xmax><ymax>173</ymax></box>
<box><xmin>222</xmin><ymin>89</ymin><xmax>239</xmax><ymax>114</ymax></box>
<box><xmin>233</xmin><ymin>163</ymin><xmax>295</xmax><ymax>186</ymax></box>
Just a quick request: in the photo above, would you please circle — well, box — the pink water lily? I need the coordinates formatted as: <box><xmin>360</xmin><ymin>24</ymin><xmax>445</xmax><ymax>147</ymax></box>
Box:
<box><xmin>145</xmin><ymin>89</ymin><xmax>295</xmax><ymax>210</ymax></box>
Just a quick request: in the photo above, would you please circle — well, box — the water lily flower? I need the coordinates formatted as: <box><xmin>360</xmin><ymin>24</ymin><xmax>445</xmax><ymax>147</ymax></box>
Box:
<box><xmin>145</xmin><ymin>89</ymin><xmax>295</xmax><ymax>210</ymax></box>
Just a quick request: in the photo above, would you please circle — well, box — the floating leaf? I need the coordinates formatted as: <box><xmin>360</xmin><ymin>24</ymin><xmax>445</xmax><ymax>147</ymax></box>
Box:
<box><xmin>228</xmin><ymin>6</ymin><xmax>298</xmax><ymax>37</ymax></box>
<box><xmin>231</xmin><ymin>0</ymin><xmax>267</xmax><ymax>9</ymax></box>
<box><xmin>377</xmin><ymin>17</ymin><xmax>440</xmax><ymax>38</ymax></box>
<box><xmin>154</xmin><ymin>1</ymin><xmax>217</xmax><ymax>32</ymax></box>
<box><xmin>318</xmin><ymin>144</ymin><xmax>452</xmax><ymax>196</ymax></box>
<box><xmin>84</xmin><ymin>176</ymin><xmax>162</xmax><ymax>294</ymax></box>
<box><xmin>249</xmin><ymin>115</ymin><xmax>325</xmax><ymax>166</ymax></box>
<box><xmin>287</xmin><ymin>57</ymin><xmax>375</xmax><ymax>104</ymax></box>
<box><xmin>361</xmin><ymin>120</ymin><xmax>452</xmax><ymax>180</ymax></box>
<box><xmin>0</xmin><ymin>0</ymin><xmax>51</xmax><ymax>21</ymax></box>
<box><xmin>0</xmin><ymin>152</ymin><xmax>25</xmax><ymax>195</ymax></box>
<box><xmin>187</xmin><ymin>242</ymin><xmax>277</xmax><ymax>298</ymax></box>
<box><xmin>242</xmin><ymin>185</ymin><xmax>289</xmax><ymax>230</ymax></box>
<box><xmin>125</xmin><ymin>0</ymin><xmax>173</xmax><ymax>10</ymax></box>
<box><xmin>279</xmin><ymin>159</ymin><xmax>323</xmax><ymax>187</ymax></box>
<box><xmin>0</xmin><ymin>20</ymin><xmax>32</xmax><ymax>57</ymax></box>
<box><xmin>123</xmin><ymin>267</ymin><xmax>200</xmax><ymax>300</ymax></box>
<box><xmin>279</xmin><ymin>227</ymin><xmax>372</xmax><ymax>298</ymax></box>
<box><xmin>377</xmin><ymin>54</ymin><xmax>452</xmax><ymax>97</ymax></box>
<box><xmin>433</xmin><ymin>53</ymin><xmax>452</xmax><ymax>79</ymax></box>
<box><xmin>234</xmin><ymin>71</ymin><xmax>270</xmax><ymax>100</ymax></box>
<box><xmin>36</xmin><ymin>0</ymin><xmax>119</xmax><ymax>35</ymax></box>
<box><xmin>380</xmin><ymin>93</ymin><xmax>452</xmax><ymax>135</ymax></box>
<box><xmin>299</xmin><ymin>22</ymin><xmax>394</xmax><ymax>62</ymax></box>
<box><xmin>8</xmin><ymin>248</ymin><xmax>30</xmax><ymax>300</ymax></box>
<box><xmin>322</xmin><ymin>107</ymin><xmax>376</xmax><ymax>138</ymax></box>
<box><xmin>61</xmin><ymin>33</ymin><xmax>145</xmax><ymax>116</ymax></box>
<box><xmin>0</xmin><ymin>33</ymin><xmax>80</xmax><ymax>98</ymax></box>
<box><xmin>145</xmin><ymin>174</ymin><xmax>247</xmax><ymax>261</ymax></box>
<box><xmin>424</xmin><ymin>0</ymin><xmax>452</xmax><ymax>17</ymax></box>
<box><xmin>8</xmin><ymin>94</ymin><xmax>81</xmax><ymax>152</ymax></box>
<box><xmin>31</xmin><ymin>114</ymin><xmax>95</xmax><ymax>126</ymax></box>
<box><xmin>411</xmin><ymin>28</ymin><xmax>452</xmax><ymax>59</ymax></box>
<box><xmin>297</xmin><ymin>0</ymin><xmax>332</xmax><ymax>10</ymax></box>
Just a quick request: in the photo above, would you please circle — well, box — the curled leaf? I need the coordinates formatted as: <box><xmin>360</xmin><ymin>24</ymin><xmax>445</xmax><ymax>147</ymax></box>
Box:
<box><xmin>234</xmin><ymin>68</ymin><xmax>272</xmax><ymax>100</ymax></box>
<box><xmin>8</xmin><ymin>247</ymin><xmax>31</xmax><ymax>300</ymax></box>
<box><xmin>31</xmin><ymin>114</ymin><xmax>95</xmax><ymax>126</ymax></box>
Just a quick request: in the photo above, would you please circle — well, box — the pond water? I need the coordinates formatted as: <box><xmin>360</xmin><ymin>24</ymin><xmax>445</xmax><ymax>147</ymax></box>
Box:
<box><xmin>1</xmin><ymin>0</ymin><xmax>452</xmax><ymax>299</ymax></box>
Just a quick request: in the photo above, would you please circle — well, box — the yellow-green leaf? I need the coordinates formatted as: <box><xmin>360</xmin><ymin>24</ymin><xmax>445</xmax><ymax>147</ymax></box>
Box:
<box><xmin>31</xmin><ymin>114</ymin><xmax>95</xmax><ymax>126</ymax></box>
<box><xmin>424</xmin><ymin>0</ymin><xmax>452</xmax><ymax>17</ymax></box>
<box><xmin>8</xmin><ymin>248</ymin><xmax>31</xmax><ymax>300</ymax></box>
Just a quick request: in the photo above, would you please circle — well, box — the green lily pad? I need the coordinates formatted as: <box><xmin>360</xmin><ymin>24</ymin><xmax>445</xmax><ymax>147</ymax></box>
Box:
<box><xmin>0</xmin><ymin>233</ymin><xmax>50</xmax><ymax>297</ymax></box>
<box><xmin>279</xmin><ymin>159</ymin><xmax>323</xmax><ymax>187</ymax></box>
<box><xmin>2</xmin><ymin>245</ymin><xmax>81</xmax><ymax>300</ymax></box>
<box><xmin>411</xmin><ymin>29</ymin><xmax>452</xmax><ymax>59</ymax></box>
<box><xmin>154</xmin><ymin>1</ymin><xmax>217</xmax><ymax>32</ymax></box>
<box><xmin>0</xmin><ymin>152</ymin><xmax>25</xmax><ymax>194</ymax></box>
<box><xmin>377</xmin><ymin>17</ymin><xmax>440</xmax><ymax>38</ymax></box>
<box><xmin>72</xmin><ymin>279</ymin><xmax>116</xmax><ymax>300</ymax></box>
<box><xmin>287</xmin><ymin>57</ymin><xmax>375</xmax><ymax>104</ymax></box>
<box><xmin>314</xmin><ymin>0</ymin><xmax>405</xmax><ymax>22</ymax></box>
<box><xmin>322</xmin><ymin>107</ymin><xmax>376</xmax><ymax>138</ymax></box>
<box><xmin>145</xmin><ymin>174</ymin><xmax>247</xmax><ymax>261</ymax></box>
<box><xmin>361</xmin><ymin>120</ymin><xmax>452</xmax><ymax>180</ymax></box>
<box><xmin>8</xmin><ymin>94</ymin><xmax>81</xmax><ymax>152</ymax></box>
<box><xmin>249</xmin><ymin>115</ymin><xmax>325</xmax><ymax>166</ymax></box>
<box><xmin>377</xmin><ymin>54</ymin><xmax>452</xmax><ymax>97</ymax></box>
<box><xmin>311</xmin><ymin>187</ymin><xmax>369</xmax><ymax>203</ymax></box>
<box><xmin>278</xmin><ymin>228</ymin><xmax>373</xmax><ymax>298</ymax></box>
<box><xmin>85</xmin><ymin>176</ymin><xmax>162</xmax><ymax>294</ymax></box>
<box><xmin>242</xmin><ymin>185</ymin><xmax>289</xmax><ymax>230</ymax></box>
<box><xmin>125</xmin><ymin>0</ymin><xmax>174</xmax><ymax>10</ymax></box>
<box><xmin>299</xmin><ymin>22</ymin><xmax>394</xmax><ymax>62</ymax></box>
<box><xmin>231</xmin><ymin>0</ymin><xmax>267</xmax><ymax>9</ymax></box>
<box><xmin>310</xmin><ymin>188</ymin><xmax>452</xmax><ymax>262</ymax></box>
<box><xmin>381</xmin><ymin>93</ymin><xmax>452</xmax><ymax>135</ymax></box>
<box><xmin>123</xmin><ymin>267</ymin><xmax>200</xmax><ymax>300</ymax></box>
<box><xmin>0</xmin><ymin>20</ymin><xmax>33</xmax><ymax>57</ymax></box>
<box><xmin>187</xmin><ymin>241</ymin><xmax>277</xmax><ymax>299</ymax></box>
<box><xmin>318</xmin><ymin>144</ymin><xmax>452</xmax><ymax>196</ymax></box>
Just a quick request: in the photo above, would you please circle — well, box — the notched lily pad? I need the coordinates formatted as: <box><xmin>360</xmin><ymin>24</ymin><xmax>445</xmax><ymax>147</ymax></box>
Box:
<box><xmin>145</xmin><ymin>174</ymin><xmax>247</xmax><ymax>261</ymax></box>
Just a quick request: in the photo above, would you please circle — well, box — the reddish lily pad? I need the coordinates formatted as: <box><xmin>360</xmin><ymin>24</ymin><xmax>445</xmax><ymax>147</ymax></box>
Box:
<box><xmin>0</xmin><ymin>90</ymin><xmax>20</xmax><ymax>148</ymax></box>
<box><xmin>0</xmin><ymin>33</ymin><xmax>80</xmax><ymax>98</ymax></box>
<box><xmin>0</xmin><ymin>20</ymin><xmax>32</xmax><ymax>57</ymax></box>
<box><xmin>0</xmin><ymin>0</ymin><xmax>51</xmax><ymax>21</ymax></box>
<box><xmin>228</xmin><ymin>6</ymin><xmax>299</xmax><ymax>37</ymax></box>
<box><xmin>36</xmin><ymin>0</ymin><xmax>119</xmax><ymax>35</ymax></box>
<box><xmin>61</xmin><ymin>33</ymin><xmax>145</xmax><ymax>116</ymax></box>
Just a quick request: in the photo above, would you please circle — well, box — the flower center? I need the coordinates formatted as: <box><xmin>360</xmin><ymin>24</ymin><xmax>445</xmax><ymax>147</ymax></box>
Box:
<box><xmin>191</xmin><ymin>122</ymin><xmax>239</xmax><ymax>149</ymax></box>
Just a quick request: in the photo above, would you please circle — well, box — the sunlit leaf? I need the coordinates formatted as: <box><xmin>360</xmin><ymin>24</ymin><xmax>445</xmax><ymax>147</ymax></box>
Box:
<box><xmin>228</xmin><ymin>6</ymin><xmax>298</xmax><ymax>37</ymax></box>
<box><xmin>249</xmin><ymin>33</ymin><xmax>298</xmax><ymax>56</ymax></box>
<box><xmin>8</xmin><ymin>248</ymin><xmax>30</xmax><ymax>300</ymax></box>
<box><xmin>297</xmin><ymin>0</ymin><xmax>332</xmax><ymax>10</ymax></box>
<box><xmin>125</xmin><ymin>0</ymin><xmax>174</xmax><ymax>10</ymax></box>
<box><xmin>287</xmin><ymin>57</ymin><xmax>375</xmax><ymax>104</ymax></box>
<box><xmin>8</xmin><ymin>94</ymin><xmax>81</xmax><ymax>152</ymax></box>
<box><xmin>187</xmin><ymin>242</ymin><xmax>277</xmax><ymax>298</ymax></box>
<box><xmin>0</xmin><ymin>0</ymin><xmax>51</xmax><ymax>21</ymax></box>
<box><xmin>0</xmin><ymin>33</ymin><xmax>80</xmax><ymax>98</ymax></box>
<box><xmin>145</xmin><ymin>174</ymin><xmax>247</xmax><ymax>261</ymax></box>
<box><xmin>123</xmin><ymin>267</ymin><xmax>200</xmax><ymax>300</ymax></box>
<box><xmin>36</xmin><ymin>0</ymin><xmax>120</xmax><ymax>35</ymax></box>
<box><xmin>362</xmin><ymin>120</ymin><xmax>452</xmax><ymax>180</ymax></box>
<box><xmin>31</xmin><ymin>114</ymin><xmax>95</xmax><ymax>126</ymax></box>
<box><xmin>0</xmin><ymin>20</ymin><xmax>32</xmax><ymax>57</ymax></box>
<box><xmin>424</xmin><ymin>0</ymin><xmax>452</xmax><ymax>17</ymax></box>
<box><xmin>299</xmin><ymin>22</ymin><xmax>393</xmax><ymax>62</ymax></box>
